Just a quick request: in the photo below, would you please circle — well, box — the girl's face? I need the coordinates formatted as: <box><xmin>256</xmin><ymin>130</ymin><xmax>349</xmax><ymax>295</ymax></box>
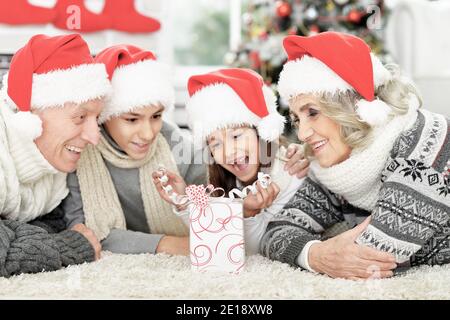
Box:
<box><xmin>290</xmin><ymin>95</ymin><xmax>351</xmax><ymax>168</ymax></box>
<box><xmin>104</xmin><ymin>105</ymin><xmax>164</xmax><ymax>160</ymax></box>
<box><xmin>207</xmin><ymin>126</ymin><xmax>260</xmax><ymax>183</ymax></box>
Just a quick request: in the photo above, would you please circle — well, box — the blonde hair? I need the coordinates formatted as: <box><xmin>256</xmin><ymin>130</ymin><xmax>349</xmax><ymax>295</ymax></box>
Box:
<box><xmin>292</xmin><ymin>64</ymin><xmax>422</xmax><ymax>157</ymax></box>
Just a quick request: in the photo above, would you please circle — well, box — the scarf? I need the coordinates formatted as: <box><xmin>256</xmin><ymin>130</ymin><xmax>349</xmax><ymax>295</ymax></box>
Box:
<box><xmin>76</xmin><ymin>132</ymin><xmax>188</xmax><ymax>240</ymax></box>
<box><xmin>310</xmin><ymin>101</ymin><xmax>419</xmax><ymax>211</ymax></box>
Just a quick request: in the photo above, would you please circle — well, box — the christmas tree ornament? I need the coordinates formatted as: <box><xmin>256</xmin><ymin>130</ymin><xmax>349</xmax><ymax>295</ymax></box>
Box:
<box><xmin>304</xmin><ymin>6</ymin><xmax>319</xmax><ymax>22</ymax></box>
<box><xmin>288</xmin><ymin>26</ymin><xmax>298</xmax><ymax>35</ymax></box>
<box><xmin>309</xmin><ymin>24</ymin><xmax>320</xmax><ymax>34</ymax></box>
<box><xmin>347</xmin><ymin>9</ymin><xmax>363</xmax><ymax>23</ymax></box>
<box><xmin>242</xmin><ymin>12</ymin><xmax>254</xmax><ymax>26</ymax></box>
<box><xmin>276</xmin><ymin>1</ymin><xmax>292</xmax><ymax>18</ymax></box>
<box><xmin>0</xmin><ymin>0</ymin><xmax>55</xmax><ymax>26</ymax></box>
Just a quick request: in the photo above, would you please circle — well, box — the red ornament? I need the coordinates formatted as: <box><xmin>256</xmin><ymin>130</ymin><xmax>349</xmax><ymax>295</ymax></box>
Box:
<box><xmin>249</xmin><ymin>51</ymin><xmax>261</xmax><ymax>69</ymax></box>
<box><xmin>309</xmin><ymin>25</ymin><xmax>320</xmax><ymax>34</ymax></box>
<box><xmin>347</xmin><ymin>10</ymin><xmax>362</xmax><ymax>23</ymax></box>
<box><xmin>259</xmin><ymin>30</ymin><xmax>269</xmax><ymax>41</ymax></box>
<box><xmin>276</xmin><ymin>1</ymin><xmax>292</xmax><ymax>18</ymax></box>
<box><xmin>288</xmin><ymin>26</ymin><xmax>298</xmax><ymax>35</ymax></box>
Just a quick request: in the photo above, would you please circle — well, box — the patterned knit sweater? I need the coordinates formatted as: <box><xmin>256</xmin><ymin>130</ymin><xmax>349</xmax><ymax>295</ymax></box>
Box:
<box><xmin>261</xmin><ymin>109</ymin><xmax>450</xmax><ymax>268</ymax></box>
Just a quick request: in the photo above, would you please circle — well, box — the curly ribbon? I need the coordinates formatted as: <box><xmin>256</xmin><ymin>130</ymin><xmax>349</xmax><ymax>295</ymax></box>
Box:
<box><xmin>156</xmin><ymin>165</ymin><xmax>262</xmax><ymax>273</ymax></box>
<box><xmin>228</xmin><ymin>172</ymin><xmax>272</xmax><ymax>200</ymax></box>
<box><xmin>156</xmin><ymin>166</ymin><xmax>272</xmax><ymax>209</ymax></box>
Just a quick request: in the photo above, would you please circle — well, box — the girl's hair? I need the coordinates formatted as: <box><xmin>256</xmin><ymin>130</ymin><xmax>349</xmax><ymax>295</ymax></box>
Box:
<box><xmin>207</xmin><ymin>125</ymin><xmax>287</xmax><ymax>194</ymax></box>
<box><xmin>291</xmin><ymin>63</ymin><xmax>422</xmax><ymax>157</ymax></box>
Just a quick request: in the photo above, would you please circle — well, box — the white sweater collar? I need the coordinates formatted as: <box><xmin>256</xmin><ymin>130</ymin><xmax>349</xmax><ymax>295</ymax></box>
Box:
<box><xmin>310</xmin><ymin>103</ymin><xmax>419</xmax><ymax>211</ymax></box>
<box><xmin>0</xmin><ymin>105</ymin><xmax>68</xmax><ymax>222</ymax></box>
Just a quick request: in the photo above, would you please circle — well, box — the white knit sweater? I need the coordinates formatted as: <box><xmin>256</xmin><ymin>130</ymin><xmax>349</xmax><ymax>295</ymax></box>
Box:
<box><xmin>0</xmin><ymin>105</ymin><xmax>68</xmax><ymax>222</ymax></box>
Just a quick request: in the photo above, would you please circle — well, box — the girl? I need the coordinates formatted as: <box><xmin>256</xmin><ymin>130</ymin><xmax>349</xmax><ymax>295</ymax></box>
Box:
<box><xmin>153</xmin><ymin>68</ymin><xmax>309</xmax><ymax>255</ymax></box>
<box><xmin>61</xmin><ymin>45</ymin><xmax>205</xmax><ymax>255</ymax></box>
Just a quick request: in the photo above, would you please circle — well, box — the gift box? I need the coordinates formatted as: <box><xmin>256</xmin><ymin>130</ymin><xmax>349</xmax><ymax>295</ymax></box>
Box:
<box><xmin>157</xmin><ymin>169</ymin><xmax>271</xmax><ymax>274</ymax></box>
<box><xmin>186</xmin><ymin>187</ymin><xmax>245</xmax><ymax>273</ymax></box>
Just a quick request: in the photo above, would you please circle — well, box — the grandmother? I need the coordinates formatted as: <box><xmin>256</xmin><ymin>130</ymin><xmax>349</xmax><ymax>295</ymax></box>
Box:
<box><xmin>261</xmin><ymin>32</ymin><xmax>449</xmax><ymax>280</ymax></box>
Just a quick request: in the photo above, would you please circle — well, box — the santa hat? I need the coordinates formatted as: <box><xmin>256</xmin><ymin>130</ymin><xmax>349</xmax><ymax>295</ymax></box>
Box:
<box><xmin>278</xmin><ymin>32</ymin><xmax>394</xmax><ymax>126</ymax></box>
<box><xmin>94</xmin><ymin>45</ymin><xmax>174</xmax><ymax>124</ymax></box>
<box><xmin>0</xmin><ymin>34</ymin><xmax>111</xmax><ymax>141</ymax></box>
<box><xmin>186</xmin><ymin>68</ymin><xmax>285</xmax><ymax>145</ymax></box>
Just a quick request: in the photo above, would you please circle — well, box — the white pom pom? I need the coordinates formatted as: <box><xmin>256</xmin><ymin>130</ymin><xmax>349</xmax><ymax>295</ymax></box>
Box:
<box><xmin>9</xmin><ymin>111</ymin><xmax>43</xmax><ymax>141</ymax></box>
<box><xmin>356</xmin><ymin>99</ymin><xmax>391</xmax><ymax>127</ymax></box>
<box><xmin>257</xmin><ymin>112</ymin><xmax>286</xmax><ymax>141</ymax></box>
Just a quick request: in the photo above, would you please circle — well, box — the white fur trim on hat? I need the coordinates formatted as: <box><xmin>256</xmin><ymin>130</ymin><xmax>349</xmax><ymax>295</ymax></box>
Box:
<box><xmin>186</xmin><ymin>83</ymin><xmax>283</xmax><ymax>145</ymax></box>
<box><xmin>356</xmin><ymin>98</ymin><xmax>392</xmax><ymax>127</ymax></box>
<box><xmin>98</xmin><ymin>59</ymin><xmax>175</xmax><ymax>124</ymax></box>
<box><xmin>8</xmin><ymin>111</ymin><xmax>43</xmax><ymax>141</ymax></box>
<box><xmin>257</xmin><ymin>112</ymin><xmax>286</xmax><ymax>141</ymax></box>
<box><xmin>278</xmin><ymin>53</ymin><xmax>392</xmax><ymax>101</ymax></box>
<box><xmin>0</xmin><ymin>82</ymin><xmax>43</xmax><ymax>140</ymax></box>
<box><xmin>3</xmin><ymin>64</ymin><xmax>111</xmax><ymax>110</ymax></box>
<box><xmin>1</xmin><ymin>64</ymin><xmax>111</xmax><ymax>110</ymax></box>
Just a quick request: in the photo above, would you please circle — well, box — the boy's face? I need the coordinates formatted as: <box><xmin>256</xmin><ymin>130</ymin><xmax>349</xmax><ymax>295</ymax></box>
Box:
<box><xmin>104</xmin><ymin>105</ymin><xmax>164</xmax><ymax>160</ymax></box>
<box><xmin>207</xmin><ymin>126</ymin><xmax>260</xmax><ymax>183</ymax></box>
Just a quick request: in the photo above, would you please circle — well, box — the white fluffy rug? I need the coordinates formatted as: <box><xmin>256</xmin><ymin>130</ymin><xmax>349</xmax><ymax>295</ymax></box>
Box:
<box><xmin>1</xmin><ymin>252</ymin><xmax>449</xmax><ymax>299</ymax></box>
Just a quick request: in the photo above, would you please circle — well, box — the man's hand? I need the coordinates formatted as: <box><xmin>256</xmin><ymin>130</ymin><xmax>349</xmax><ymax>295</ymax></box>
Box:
<box><xmin>71</xmin><ymin>223</ymin><xmax>102</xmax><ymax>260</ymax></box>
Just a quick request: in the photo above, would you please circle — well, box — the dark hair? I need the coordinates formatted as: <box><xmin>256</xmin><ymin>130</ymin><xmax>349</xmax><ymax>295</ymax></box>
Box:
<box><xmin>207</xmin><ymin>126</ymin><xmax>287</xmax><ymax>195</ymax></box>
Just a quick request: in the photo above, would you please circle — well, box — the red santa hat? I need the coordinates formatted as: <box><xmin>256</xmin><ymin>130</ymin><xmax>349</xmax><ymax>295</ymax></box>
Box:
<box><xmin>186</xmin><ymin>68</ymin><xmax>285</xmax><ymax>144</ymax></box>
<box><xmin>278</xmin><ymin>32</ymin><xmax>394</xmax><ymax>126</ymax></box>
<box><xmin>94</xmin><ymin>45</ymin><xmax>174</xmax><ymax>124</ymax></box>
<box><xmin>0</xmin><ymin>34</ymin><xmax>111</xmax><ymax>141</ymax></box>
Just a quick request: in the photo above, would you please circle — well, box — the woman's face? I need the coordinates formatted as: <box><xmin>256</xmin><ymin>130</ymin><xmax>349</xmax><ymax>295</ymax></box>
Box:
<box><xmin>207</xmin><ymin>126</ymin><xmax>260</xmax><ymax>183</ymax></box>
<box><xmin>104</xmin><ymin>105</ymin><xmax>164</xmax><ymax>160</ymax></box>
<box><xmin>33</xmin><ymin>99</ymin><xmax>104</xmax><ymax>173</ymax></box>
<box><xmin>290</xmin><ymin>95</ymin><xmax>351</xmax><ymax>168</ymax></box>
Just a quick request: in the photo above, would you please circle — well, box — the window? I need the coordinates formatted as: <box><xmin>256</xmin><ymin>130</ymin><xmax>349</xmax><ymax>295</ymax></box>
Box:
<box><xmin>171</xmin><ymin>0</ymin><xmax>241</xmax><ymax>66</ymax></box>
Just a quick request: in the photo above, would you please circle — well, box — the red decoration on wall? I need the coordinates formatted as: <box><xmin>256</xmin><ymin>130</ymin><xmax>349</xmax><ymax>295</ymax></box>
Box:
<box><xmin>102</xmin><ymin>0</ymin><xmax>161</xmax><ymax>33</ymax></box>
<box><xmin>53</xmin><ymin>0</ymin><xmax>111</xmax><ymax>32</ymax></box>
<box><xmin>0</xmin><ymin>0</ymin><xmax>161</xmax><ymax>34</ymax></box>
<box><xmin>0</xmin><ymin>0</ymin><xmax>55</xmax><ymax>25</ymax></box>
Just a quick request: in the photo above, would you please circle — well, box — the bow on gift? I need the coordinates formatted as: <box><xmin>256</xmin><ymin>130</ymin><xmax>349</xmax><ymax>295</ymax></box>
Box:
<box><xmin>156</xmin><ymin>166</ymin><xmax>272</xmax><ymax>210</ymax></box>
<box><xmin>185</xmin><ymin>184</ymin><xmax>217</xmax><ymax>210</ymax></box>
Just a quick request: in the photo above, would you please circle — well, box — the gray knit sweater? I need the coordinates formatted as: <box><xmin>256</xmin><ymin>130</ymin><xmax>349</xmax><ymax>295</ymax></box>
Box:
<box><xmin>0</xmin><ymin>207</ymin><xmax>95</xmax><ymax>278</ymax></box>
<box><xmin>261</xmin><ymin>110</ymin><xmax>450</xmax><ymax>269</ymax></box>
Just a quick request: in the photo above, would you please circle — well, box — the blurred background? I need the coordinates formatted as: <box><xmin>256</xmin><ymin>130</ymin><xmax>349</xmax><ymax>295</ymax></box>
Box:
<box><xmin>0</xmin><ymin>0</ymin><xmax>449</xmax><ymax>137</ymax></box>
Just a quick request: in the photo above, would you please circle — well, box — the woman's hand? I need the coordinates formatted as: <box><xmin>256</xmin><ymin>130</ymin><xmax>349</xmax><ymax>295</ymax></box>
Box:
<box><xmin>308</xmin><ymin>217</ymin><xmax>397</xmax><ymax>280</ymax></box>
<box><xmin>156</xmin><ymin>236</ymin><xmax>189</xmax><ymax>256</ymax></box>
<box><xmin>152</xmin><ymin>169</ymin><xmax>187</xmax><ymax>208</ymax></box>
<box><xmin>71</xmin><ymin>223</ymin><xmax>102</xmax><ymax>260</ymax></box>
<box><xmin>243</xmin><ymin>181</ymin><xmax>280</xmax><ymax>218</ymax></box>
<box><xmin>284</xmin><ymin>143</ymin><xmax>309</xmax><ymax>179</ymax></box>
